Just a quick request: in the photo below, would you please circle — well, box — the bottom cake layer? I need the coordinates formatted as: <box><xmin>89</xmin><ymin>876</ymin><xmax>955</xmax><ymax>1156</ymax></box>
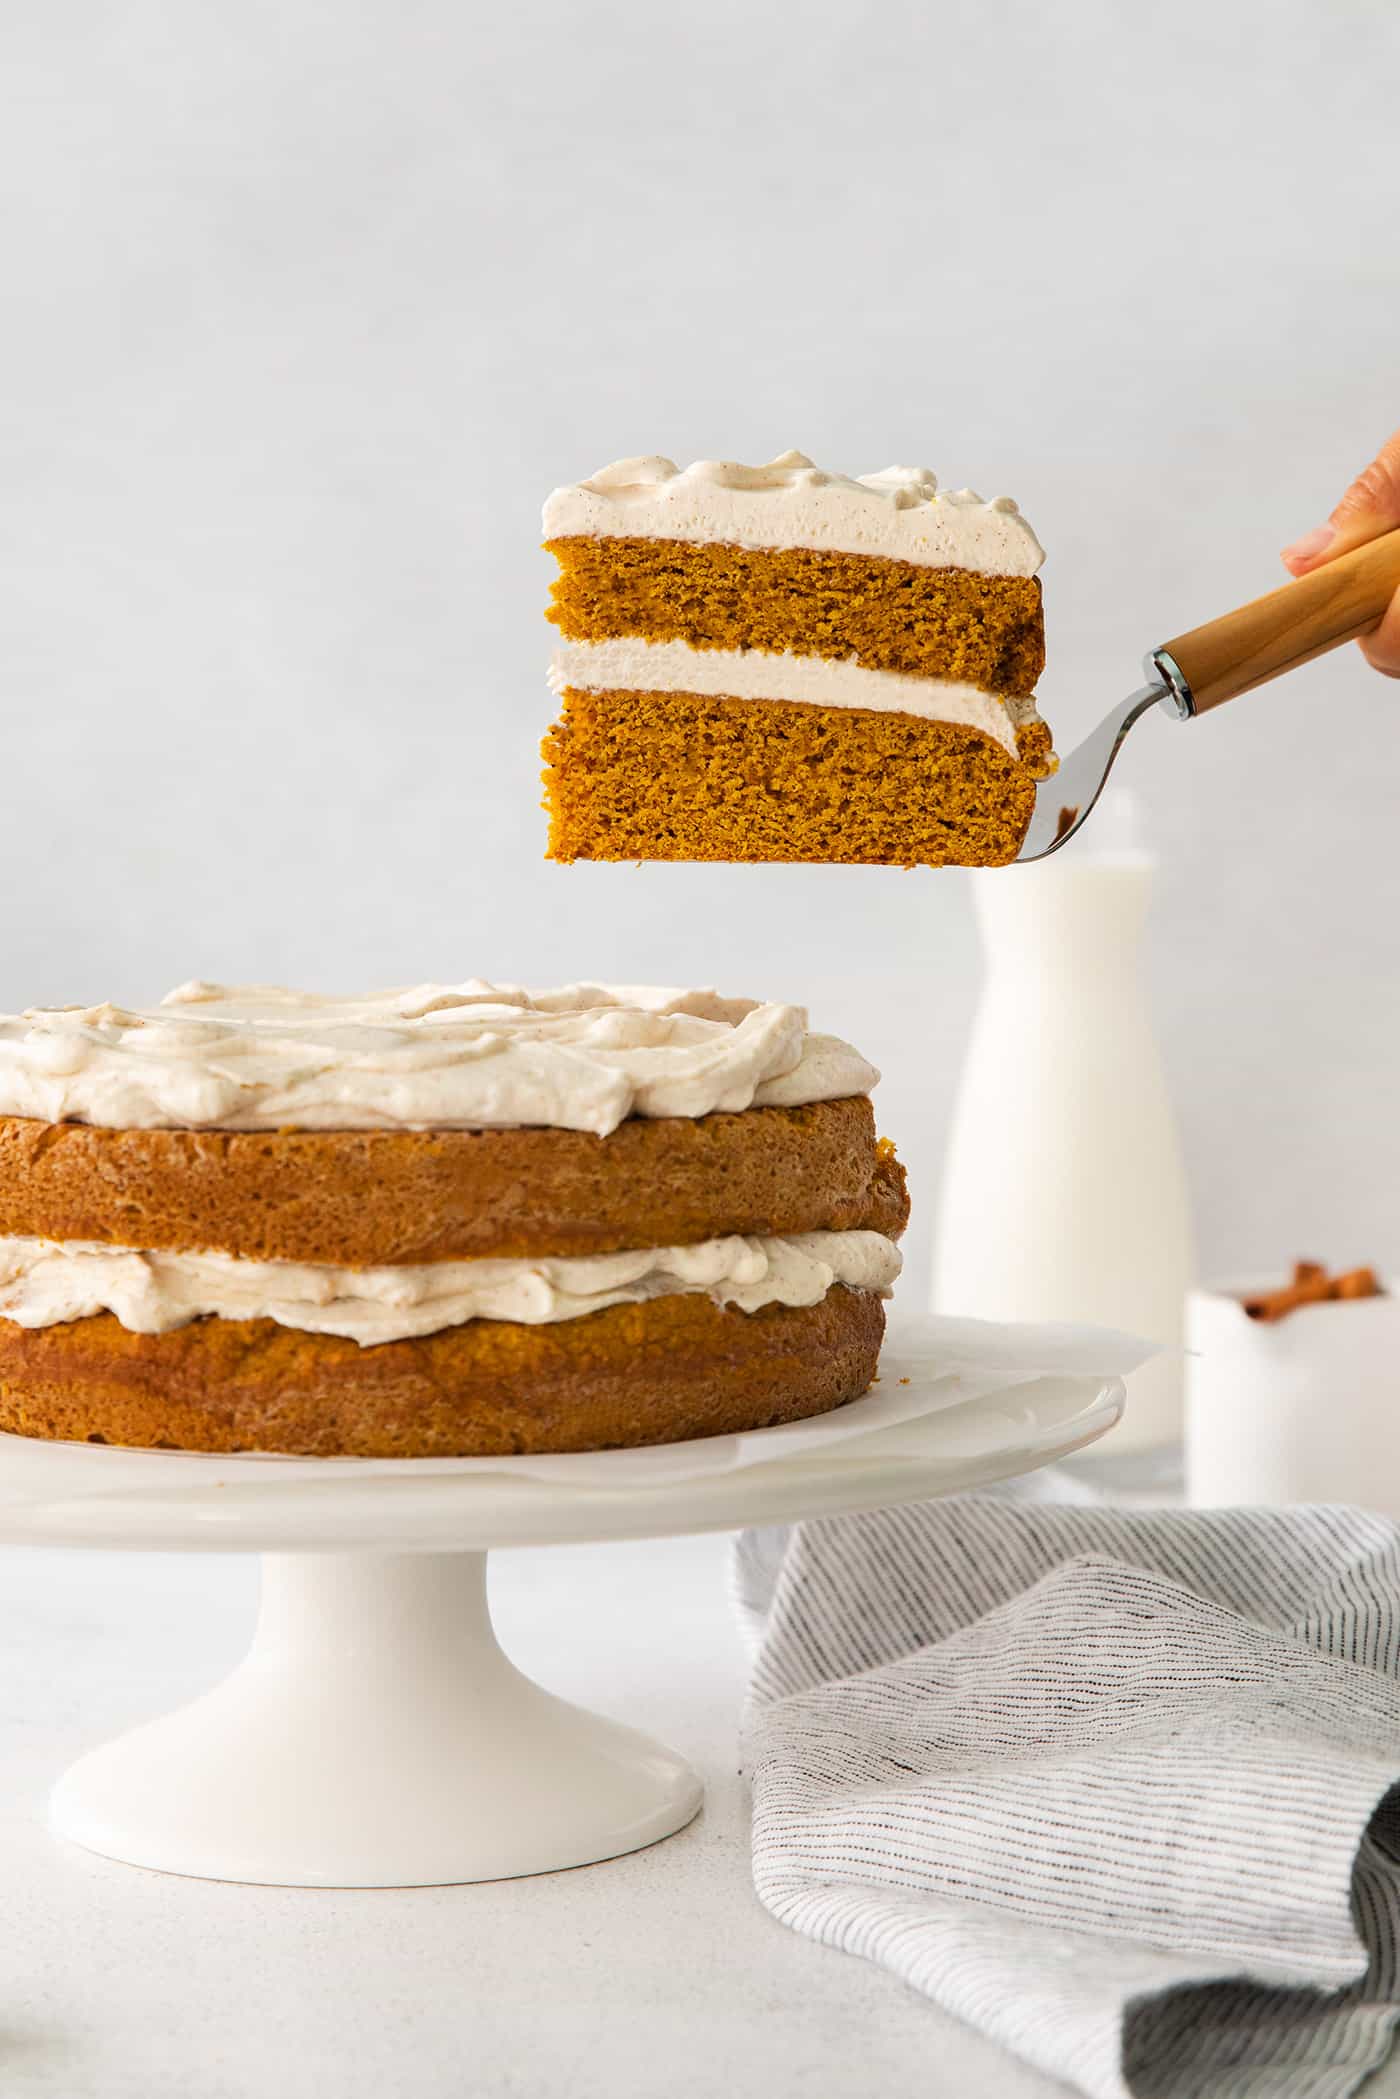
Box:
<box><xmin>0</xmin><ymin>1285</ymin><xmax>885</xmax><ymax>1457</ymax></box>
<box><xmin>542</xmin><ymin>688</ymin><xmax>1040</xmax><ymax>867</ymax></box>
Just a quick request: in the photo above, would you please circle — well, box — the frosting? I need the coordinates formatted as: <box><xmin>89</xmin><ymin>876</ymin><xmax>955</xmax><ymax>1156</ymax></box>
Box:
<box><xmin>543</xmin><ymin>451</ymin><xmax>1043</xmax><ymax>577</ymax></box>
<box><xmin>0</xmin><ymin>982</ymin><xmax>877</xmax><ymax>1135</ymax></box>
<box><xmin>551</xmin><ymin>638</ymin><xmax>1041</xmax><ymax>758</ymax></box>
<box><xmin>0</xmin><ymin>1229</ymin><xmax>902</xmax><ymax>1345</ymax></box>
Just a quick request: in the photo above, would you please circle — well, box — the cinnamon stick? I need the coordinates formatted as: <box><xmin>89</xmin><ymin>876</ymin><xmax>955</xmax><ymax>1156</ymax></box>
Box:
<box><xmin>1242</xmin><ymin>1262</ymin><xmax>1383</xmax><ymax>1323</ymax></box>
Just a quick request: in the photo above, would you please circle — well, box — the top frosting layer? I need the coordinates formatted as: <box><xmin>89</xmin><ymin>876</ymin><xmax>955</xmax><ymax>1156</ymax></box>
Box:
<box><xmin>542</xmin><ymin>450</ymin><xmax>1043</xmax><ymax>576</ymax></box>
<box><xmin>0</xmin><ymin>980</ymin><xmax>878</xmax><ymax>1136</ymax></box>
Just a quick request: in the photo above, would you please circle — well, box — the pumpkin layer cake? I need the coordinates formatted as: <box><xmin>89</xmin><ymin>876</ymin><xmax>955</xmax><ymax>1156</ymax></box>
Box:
<box><xmin>0</xmin><ymin>980</ymin><xmax>907</xmax><ymax>1457</ymax></box>
<box><xmin>542</xmin><ymin>451</ymin><xmax>1056</xmax><ymax>868</ymax></box>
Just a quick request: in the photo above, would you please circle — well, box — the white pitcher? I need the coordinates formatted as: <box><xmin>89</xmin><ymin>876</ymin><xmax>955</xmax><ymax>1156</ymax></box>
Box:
<box><xmin>931</xmin><ymin>803</ymin><xmax>1193</xmax><ymax>1453</ymax></box>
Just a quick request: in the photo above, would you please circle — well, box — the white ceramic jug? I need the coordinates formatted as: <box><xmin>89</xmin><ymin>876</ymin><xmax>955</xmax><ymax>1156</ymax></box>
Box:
<box><xmin>931</xmin><ymin>802</ymin><xmax>1193</xmax><ymax>1453</ymax></box>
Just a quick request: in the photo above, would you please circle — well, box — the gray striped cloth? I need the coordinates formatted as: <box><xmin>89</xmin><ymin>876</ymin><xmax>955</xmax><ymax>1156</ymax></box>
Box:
<box><xmin>734</xmin><ymin>1501</ymin><xmax>1400</xmax><ymax>2099</ymax></box>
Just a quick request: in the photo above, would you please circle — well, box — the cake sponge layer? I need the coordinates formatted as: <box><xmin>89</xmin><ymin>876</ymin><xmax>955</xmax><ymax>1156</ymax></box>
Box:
<box><xmin>546</xmin><ymin>536</ymin><xmax>1045</xmax><ymax>697</ymax></box>
<box><xmin>543</xmin><ymin>689</ymin><xmax>1038</xmax><ymax>868</ymax></box>
<box><xmin>0</xmin><ymin>1099</ymin><xmax>907</xmax><ymax>1265</ymax></box>
<box><xmin>0</xmin><ymin>1284</ymin><xmax>884</xmax><ymax>1456</ymax></box>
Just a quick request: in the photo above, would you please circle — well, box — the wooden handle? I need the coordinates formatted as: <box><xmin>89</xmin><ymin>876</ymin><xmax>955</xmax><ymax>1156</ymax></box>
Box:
<box><xmin>1159</xmin><ymin>529</ymin><xmax>1400</xmax><ymax>713</ymax></box>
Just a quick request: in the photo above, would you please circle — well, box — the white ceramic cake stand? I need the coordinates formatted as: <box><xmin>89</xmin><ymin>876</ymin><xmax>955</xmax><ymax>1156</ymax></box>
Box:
<box><xmin>0</xmin><ymin>1343</ymin><xmax>1121</xmax><ymax>1890</ymax></box>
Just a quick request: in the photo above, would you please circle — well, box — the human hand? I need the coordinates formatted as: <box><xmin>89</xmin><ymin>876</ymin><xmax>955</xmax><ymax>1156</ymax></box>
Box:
<box><xmin>1281</xmin><ymin>430</ymin><xmax>1400</xmax><ymax>676</ymax></box>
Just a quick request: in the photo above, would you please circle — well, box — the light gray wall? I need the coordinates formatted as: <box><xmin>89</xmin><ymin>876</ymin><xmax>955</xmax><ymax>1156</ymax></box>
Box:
<box><xmin>3</xmin><ymin>0</ymin><xmax>1398</xmax><ymax>1290</ymax></box>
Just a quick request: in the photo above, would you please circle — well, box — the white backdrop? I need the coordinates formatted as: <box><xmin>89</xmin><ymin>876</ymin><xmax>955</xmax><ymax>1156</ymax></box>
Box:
<box><xmin>3</xmin><ymin>0</ymin><xmax>1398</xmax><ymax>1290</ymax></box>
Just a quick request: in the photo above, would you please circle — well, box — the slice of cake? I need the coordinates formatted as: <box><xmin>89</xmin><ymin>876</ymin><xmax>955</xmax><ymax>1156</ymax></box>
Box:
<box><xmin>541</xmin><ymin>451</ymin><xmax>1055</xmax><ymax>868</ymax></box>
<box><xmin>0</xmin><ymin>980</ymin><xmax>907</xmax><ymax>1457</ymax></box>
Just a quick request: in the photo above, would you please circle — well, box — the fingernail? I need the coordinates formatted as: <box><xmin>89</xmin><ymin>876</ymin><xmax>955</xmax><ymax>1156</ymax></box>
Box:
<box><xmin>1281</xmin><ymin>524</ymin><xmax>1336</xmax><ymax>567</ymax></box>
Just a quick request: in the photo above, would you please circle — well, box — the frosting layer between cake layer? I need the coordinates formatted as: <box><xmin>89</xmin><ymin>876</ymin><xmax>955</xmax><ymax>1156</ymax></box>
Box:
<box><xmin>543</xmin><ymin>452</ymin><xmax>1043</xmax><ymax>577</ymax></box>
<box><xmin>551</xmin><ymin>638</ymin><xmax>1047</xmax><ymax>759</ymax></box>
<box><xmin>0</xmin><ymin>983</ymin><xmax>876</xmax><ymax>1136</ymax></box>
<box><xmin>0</xmin><ymin>1228</ymin><xmax>902</xmax><ymax>1344</ymax></box>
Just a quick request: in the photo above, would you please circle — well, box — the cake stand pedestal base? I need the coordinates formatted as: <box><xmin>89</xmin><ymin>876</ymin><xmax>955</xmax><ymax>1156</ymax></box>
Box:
<box><xmin>50</xmin><ymin>1550</ymin><xmax>702</xmax><ymax>1888</ymax></box>
<box><xmin>9</xmin><ymin>1325</ymin><xmax>1126</xmax><ymax>1888</ymax></box>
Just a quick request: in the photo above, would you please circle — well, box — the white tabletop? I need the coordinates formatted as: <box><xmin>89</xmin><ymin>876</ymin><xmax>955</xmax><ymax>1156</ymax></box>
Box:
<box><xmin>8</xmin><ymin>1531</ymin><xmax>1400</xmax><ymax>2099</ymax></box>
<box><xmin>4</xmin><ymin>1532</ymin><xmax>1050</xmax><ymax>2096</ymax></box>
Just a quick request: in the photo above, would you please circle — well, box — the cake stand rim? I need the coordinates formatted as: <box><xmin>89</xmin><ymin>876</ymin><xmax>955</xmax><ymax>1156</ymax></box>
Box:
<box><xmin>0</xmin><ymin>1370</ymin><xmax>1125</xmax><ymax>1554</ymax></box>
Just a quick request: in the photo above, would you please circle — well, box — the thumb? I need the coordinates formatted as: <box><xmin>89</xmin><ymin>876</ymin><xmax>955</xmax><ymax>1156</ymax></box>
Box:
<box><xmin>1281</xmin><ymin>427</ymin><xmax>1400</xmax><ymax>575</ymax></box>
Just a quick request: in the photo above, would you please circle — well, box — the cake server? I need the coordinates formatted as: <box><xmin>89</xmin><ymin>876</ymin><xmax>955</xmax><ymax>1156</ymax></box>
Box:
<box><xmin>1018</xmin><ymin>528</ymin><xmax>1400</xmax><ymax>860</ymax></box>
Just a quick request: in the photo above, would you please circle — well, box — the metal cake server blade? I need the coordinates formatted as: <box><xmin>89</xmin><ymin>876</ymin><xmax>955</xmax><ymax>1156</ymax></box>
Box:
<box><xmin>1017</xmin><ymin>526</ymin><xmax>1400</xmax><ymax>862</ymax></box>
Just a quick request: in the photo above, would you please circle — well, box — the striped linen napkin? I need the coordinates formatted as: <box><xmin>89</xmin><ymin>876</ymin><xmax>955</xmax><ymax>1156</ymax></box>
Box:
<box><xmin>734</xmin><ymin>1500</ymin><xmax>1400</xmax><ymax>2099</ymax></box>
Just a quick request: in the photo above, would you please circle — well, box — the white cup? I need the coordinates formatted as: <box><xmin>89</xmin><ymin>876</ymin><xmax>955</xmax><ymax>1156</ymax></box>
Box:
<box><xmin>1186</xmin><ymin>1277</ymin><xmax>1400</xmax><ymax>1511</ymax></box>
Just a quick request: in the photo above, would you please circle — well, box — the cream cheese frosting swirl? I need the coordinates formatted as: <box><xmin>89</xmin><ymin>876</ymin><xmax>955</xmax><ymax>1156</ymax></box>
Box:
<box><xmin>0</xmin><ymin>981</ymin><xmax>877</xmax><ymax>1135</ymax></box>
<box><xmin>543</xmin><ymin>450</ymin><xmax>1044</xmax><ymax>576</ymax></box>
<box><xmin>550</xmin><ymin>638</ymin><xmax>1036</xmax><ymax>757</ymax></box>
<box><xmin>0</xmin><ymin>1229</ymin><xmax>902</xmax><ymax>1344</ymax></box>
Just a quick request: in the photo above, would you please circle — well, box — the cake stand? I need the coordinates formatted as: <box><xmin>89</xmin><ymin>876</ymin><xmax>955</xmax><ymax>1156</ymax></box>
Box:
<box><xmin>0</xmin><ymin>1334</ymin><xmax>1122</xmax><ymax>1889</ymax></box>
